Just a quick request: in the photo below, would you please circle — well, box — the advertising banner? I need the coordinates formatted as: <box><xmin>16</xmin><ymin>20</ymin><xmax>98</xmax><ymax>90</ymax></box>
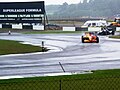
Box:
<box><xmin>0</xmin><ymin>1</ymin><xmax>45</xmax><ymax>14</ymax></box>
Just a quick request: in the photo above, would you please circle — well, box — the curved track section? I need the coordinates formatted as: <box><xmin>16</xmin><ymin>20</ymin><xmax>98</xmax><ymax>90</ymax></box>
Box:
<box><xmin>0</xmin><ymin>33</ymin><xmax>120</xmax><ymax>78</ymax></box>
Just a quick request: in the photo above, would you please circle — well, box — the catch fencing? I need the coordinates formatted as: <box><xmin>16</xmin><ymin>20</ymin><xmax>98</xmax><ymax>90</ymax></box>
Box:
<box><xmin>0</xmin><ymin>75</ymin><xmax>120</xmax><ymax>90</ymax></box>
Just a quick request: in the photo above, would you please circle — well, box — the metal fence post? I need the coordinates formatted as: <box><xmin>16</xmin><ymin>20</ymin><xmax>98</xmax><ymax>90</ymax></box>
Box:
<box><xmin>60</xmin><ymin>80</ymin><xmax>62</xmax><ymax>90</ymax></box>
<box><xmin>41</xmin><ymin>41</ymin><xmax>44</xmax><ymax>52</ymax></box>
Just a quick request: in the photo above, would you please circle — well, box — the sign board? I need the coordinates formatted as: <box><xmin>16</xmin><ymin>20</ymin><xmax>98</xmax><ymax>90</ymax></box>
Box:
<box><xmin>0</xmin><ymin>1</ymin><xmax>45</xmax><ymax>14</ymax></box>
<box><xmin>0</xmin><ymin>17</ymin><xmax>42</xmax><ymax>23</ymax></box>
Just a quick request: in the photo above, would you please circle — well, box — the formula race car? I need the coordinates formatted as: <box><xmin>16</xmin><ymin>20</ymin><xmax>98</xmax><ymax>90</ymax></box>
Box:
<box><xmin>81</xmin><ymin>32</ymin><xmax>99</xmax><ymax>43</ymax></box>
<box><xmin>97</xmin><ymin>26</ymin><xmax>115</xmax><ymax>35</ymax></box>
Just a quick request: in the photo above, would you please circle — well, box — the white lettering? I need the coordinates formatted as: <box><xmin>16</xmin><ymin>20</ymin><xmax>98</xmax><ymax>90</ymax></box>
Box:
<box><xmin>26</xmin><ymin>9</ymin><xmax>42</xmax><ymax>12</ymax></box>
<box><xmin>3</xmin><ymin>9</ymin><xmax>42</xmax><ymax>13</ymax></box>
<box><xmin>3</xmin><ymin>9</ymin><xmax>25</xmax><ymax>12</ymax></box>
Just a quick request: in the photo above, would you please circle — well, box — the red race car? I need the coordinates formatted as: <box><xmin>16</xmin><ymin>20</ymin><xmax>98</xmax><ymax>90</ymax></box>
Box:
<box><xmin>81</xmin><ymin>32</ymin><xmax>99</xmax><ymax>43</ymax></box>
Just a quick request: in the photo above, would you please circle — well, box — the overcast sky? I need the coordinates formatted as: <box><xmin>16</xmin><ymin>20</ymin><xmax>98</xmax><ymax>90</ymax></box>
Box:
<box><xmin>0</xmin><ymin>0</ymin><xmax>81</xmax><ymax>5</ymax></box>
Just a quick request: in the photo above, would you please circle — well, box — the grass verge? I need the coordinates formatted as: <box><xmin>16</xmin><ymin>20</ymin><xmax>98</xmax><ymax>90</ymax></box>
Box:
<box><xmin>109</xmin><ymin>35</ymin><xmax>120</xmax><ymax>39</ymax></box>
<box><xmin>0</xmin><ymin>69</ymin><xmax>120</xmax><ymax>90</ymax></box>
<box><xmin>22</xmin><ymin>30</ymin><xmax>82</xmax><ymax>34</ymax></box>
<box><xmin>0</xmin><ymin>39</ymin><xmax>47</xmax><ymax>55</ymax></box>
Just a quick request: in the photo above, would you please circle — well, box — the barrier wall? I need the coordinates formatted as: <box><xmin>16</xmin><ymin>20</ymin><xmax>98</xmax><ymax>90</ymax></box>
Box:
<box><xmin>0</xmin><ymin>24</ymin><xmax>2</xmax><ymax>28</ymax></box>
<box><xmin>63</xmin><ymin>27</ymin><xmax>75</xmax><ymax>31</ymax></box>
<box><xmin>88</xmin><ymin>27</ymin><xmax>101</xmax><ymax>32</ymax></box>
<box><xmin>76</xmin><ymin>27</ymin><xmax>88</xmax><ymax>31</ymax></box>
<box><xmin>2</xmin><ymin>24</ymin><xmax>12</xmax><ymax>28</ymax></box>
<box><xmin>33</xmin><ymin>25</ymin><xmax>44</xmax><ymax>30</ymax></box>
<box><xmin>1</xmin><ymin>25</ymin><xmax>119</xmax><ymax>32</ymax></box>
<box><xmin>12</xmin><ymin>24</ymin><xmax>22</xmax><ymax>29</ymax></box>
<box><xmin>63</xmin><ymin>27</ymin><xmax>101</xmax><ymax>32</ymax></box>
<box><xmin>116</xmin><ymin>27</ymin><xmax>120</xmax><ymax>31</ymax></box>
<box><xmin>0</xmin><ymin>24</ymin><xmax>45</xmax><ymax>30</ymax></box>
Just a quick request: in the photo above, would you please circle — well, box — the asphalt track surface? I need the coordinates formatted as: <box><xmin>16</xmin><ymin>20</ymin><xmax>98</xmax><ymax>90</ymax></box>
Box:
<box><xmin>0</xmin><ymin>33</ymin><xmax>120</xmax><ymax>78</ymax></box>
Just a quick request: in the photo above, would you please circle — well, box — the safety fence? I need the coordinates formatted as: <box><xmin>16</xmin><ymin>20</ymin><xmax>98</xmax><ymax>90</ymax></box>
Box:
<box><xmin>0</xmin><ymin>75</ymin><xmax>120</xmax><ymax>90</ymax></box>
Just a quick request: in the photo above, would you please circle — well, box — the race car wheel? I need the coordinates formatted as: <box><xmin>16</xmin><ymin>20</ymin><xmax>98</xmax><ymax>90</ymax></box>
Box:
<box><xmin>81</xmin><ymin>36</ymin><xmax>84</xmax><ymax>43</ymax></box>
<box><xmin>96</xmin><ymin>37</ymin><xmax>99</xmax><ymax>43</ymax></box>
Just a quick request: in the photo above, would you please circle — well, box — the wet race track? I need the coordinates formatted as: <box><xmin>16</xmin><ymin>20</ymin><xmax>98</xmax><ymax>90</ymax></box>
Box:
<box><xmin>0</xmin><ymin>33</ymin><xmax>120</xmax><ymax>78</ymax></box>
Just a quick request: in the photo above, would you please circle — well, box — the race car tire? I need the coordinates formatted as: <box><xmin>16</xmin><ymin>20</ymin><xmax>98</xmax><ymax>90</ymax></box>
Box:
<box><xmin>112</xmin><ymin>31</ymin><xmax>115</xmax><ymax>35</ymax></box>
<box><xmin>96</xmin><ymin>37</ymin><xmax>99</xmax><ymax>43</ymax></box>
<box><xmin>81</xmin><ymin>36</ymin><xmax>84</xmax><ymax>43</ymax></box>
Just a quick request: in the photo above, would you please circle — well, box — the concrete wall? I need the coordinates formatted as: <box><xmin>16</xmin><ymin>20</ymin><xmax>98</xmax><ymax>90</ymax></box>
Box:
<box><xmin>63</xmin><ymin>27</ymin><xmax>75</xmax><ymax>31</ymax></box>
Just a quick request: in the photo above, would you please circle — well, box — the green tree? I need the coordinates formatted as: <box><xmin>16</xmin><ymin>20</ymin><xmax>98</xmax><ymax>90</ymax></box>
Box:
<box><xmin>46</xmin><ymin>0</ymin><xmax>120</xmax><ymax>18</ymax></box>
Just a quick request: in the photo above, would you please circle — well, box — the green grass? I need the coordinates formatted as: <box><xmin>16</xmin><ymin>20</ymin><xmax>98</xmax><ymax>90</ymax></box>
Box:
<box><xmin>0</xmin><ymin>39</ymin><xmax>47</xmax><ymax>55</ymax></box>
<box><xmin>109</xmin><ymin>35</ymin><xmax>120</xmax><ymax>39</ymax></box>
<box><xmin>22</xmin><ymin>30</ymin><xmax>82</xmax><ymax>34</ymax></box>
<box><xmin>0</xmin><ymin>69</ymin><xmax>120</xmax><ymax>90</ymax></box>
<box><xmin>46</xmin><ymin>20</ymin><xmax>84</xmax><ymax>26</ymax></box>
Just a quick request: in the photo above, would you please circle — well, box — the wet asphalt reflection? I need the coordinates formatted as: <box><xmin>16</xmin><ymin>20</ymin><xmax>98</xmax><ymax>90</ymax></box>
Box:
<box><xmin>0</xmin><ymin>33</ymin><xmax>120</xmax><ymax>77</ymax></box>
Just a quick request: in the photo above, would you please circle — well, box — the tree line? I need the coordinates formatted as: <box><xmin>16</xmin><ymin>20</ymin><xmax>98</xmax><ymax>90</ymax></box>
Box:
<box><xmin>46</xmin><ymin>0</ymin><xmax>120</xmax><ymax>18</ymax></box>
